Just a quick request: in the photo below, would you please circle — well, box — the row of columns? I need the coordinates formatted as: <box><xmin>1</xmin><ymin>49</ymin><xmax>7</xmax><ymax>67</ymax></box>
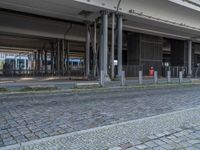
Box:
<box><xmin>54</xmin><ymin>40</ymin><xmax>68</xmax><ymax>75</ymax></box>
<box><xmin>33</xmin><ymin>13</ymin><xmax>192</xmax><ymax>79</ymax></box>
<box><xmin>34</xmin><ymin>39</ymin><xmax>71</xmax><ymax>76</ymax></box>
<box><xmin>34</xmin><ymin>49</ymin><xmax>48</xmax><ymax>75</ymax></box>
<box><xmin>85</xmin><ymin>11</ymin><xmax>123</xmax><ymax>80</ymax></box>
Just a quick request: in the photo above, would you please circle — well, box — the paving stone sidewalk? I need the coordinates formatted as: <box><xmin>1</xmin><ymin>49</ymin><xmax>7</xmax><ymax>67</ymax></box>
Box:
<box><xmin>3</xmin><ymin>114</ymin><xmax>200</xmax><ymax>150</ymax></box>
<box><xmin>110</xmin><ymin>123</ymin><xmax>200</xmax><ymax>150</ymax></box>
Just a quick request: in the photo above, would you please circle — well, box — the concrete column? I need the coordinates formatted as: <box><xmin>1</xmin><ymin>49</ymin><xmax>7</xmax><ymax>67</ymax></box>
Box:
<box><xmin>44</xmin><ymin>50</ymin><xmax>47</xmax><ymax>74</ymax></box>
<box><xmin>66</xmin><ymin>40</ymin><xmax>70</xmax><ymax>76</ymax></box>
<box><xmin>111</xmin><ymin>13</ymin><xmax>115</xmax><ymax>79</ymax></box>
<box><xmin>57</xmin><ymin>40</ymin><xmax>60</xmax><ymax>75</ymax></box>
<box><xmin>50</xmin><ymin>42</ymin><xmax>54</xmax><ymax>75</ymax></box>
<box><xmin>41</xmin><ymin>50</ymin><xmax>44</xmax><ymax>73</ymax></box>
<box><xmin>34</xmin><ymin>51</ymin><xmax>37</xmax><ymax>75</ymax></box>
<box><xmin>62</xmin><ymin>39</ymin><xmax>65</xmax><ymax>75</ymax></box>
<box><xmin>37</xmin><ymin>50</ymin><xmax>40</xmax><ymax>75</ymax></box>
<box><xmin>93</xmin><ymin>21</ymin><xmax>97</xmax><ymax>78</ymax></box>
<box><xmin>188</xmin><ymin>40</ymin><xmax>192</xmax><ymax>77</ymax></box>
<box><xmin>117</xmin><ymin>14</ymin><xmax>123</xmax><ymax>77</ymax></box>
<box><xmin>86</xmin><ymin>23</ymin><xmax>90</xmax><ymax>77</ymax></box>
<box><xmin>51</xmin><ymin>49</ymin><xmax>54</xmax><ymax>74</ymax></box>
<box><xmin>101</xmin><ymin>11</ymin><xmax>109</xmax><ymax>79</ymax></box>
<box><xmin>100</xmin><ymin>18</ymin><xmax>104</xmax><ymax>73</ymax></box>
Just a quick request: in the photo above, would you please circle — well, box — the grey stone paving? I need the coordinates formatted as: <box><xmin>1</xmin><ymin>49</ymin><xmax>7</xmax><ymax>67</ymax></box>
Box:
<box><xmin>0</xmin><ymin>85</ymin><xmax>200</xmax><ymax>148</ymax></box>
<box><xmin>110</xmin><ymin>123</ymin><xmax>200</xmax><ymax>150</ymax></box>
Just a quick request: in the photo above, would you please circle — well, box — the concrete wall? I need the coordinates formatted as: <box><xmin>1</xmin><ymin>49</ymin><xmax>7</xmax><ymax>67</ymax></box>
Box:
<box><xmin>0</xmin><ymin>12</ymin><xmax>86</xmax><ymax>41</ymax></box>
<box><xmin>127</xmin><ymin>33</ymin><xmax>163</xmax><ymax>76</ymax></box>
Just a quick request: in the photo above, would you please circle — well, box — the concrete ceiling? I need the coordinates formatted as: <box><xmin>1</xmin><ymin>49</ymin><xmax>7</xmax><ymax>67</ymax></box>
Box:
<box><xmin>0</xmin><ymin>0</ymin><xmax>200</xmax><ymax>42</ymax></box>
<box><xmin>169</xmin><ymin>0</ymin><xmax>200</xmax><ymax>12</ymax></box>
<box><xmin>0</xmin><ymin>0</ymin><xmax>101</xmax><ymax>22</ymax></box>
<box><xmin>0</xmin><ymin>35</ymin><xmax>54</xmax><ymax>50</ymax></box>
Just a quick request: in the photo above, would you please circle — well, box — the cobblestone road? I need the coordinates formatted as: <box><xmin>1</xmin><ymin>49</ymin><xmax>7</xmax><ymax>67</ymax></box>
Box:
<box><xmin>110</xmin><ymin>123</ymin><xmax>200</xmax><ymax>150</ymax></box>
<box><xmin>1</xmin><ymin>85</ymin><xmax>200</xmax><ymax>147</ymax></box>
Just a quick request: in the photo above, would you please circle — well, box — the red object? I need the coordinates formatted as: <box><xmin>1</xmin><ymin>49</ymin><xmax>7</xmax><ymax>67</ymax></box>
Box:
<box><xmin>149</xmin><ymin>67</ymin><xmax>154</xmax><ymax>76</ymax></box>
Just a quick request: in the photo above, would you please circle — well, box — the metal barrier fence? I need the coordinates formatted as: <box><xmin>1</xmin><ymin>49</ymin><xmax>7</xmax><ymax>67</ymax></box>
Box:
<box><xmin>0</xmin><ymin>67</ymin><xmax>85</xmax><ymax>77</ymax></box>
<box><xmin>192</xmin><ymin>66</ymin><xmax>200</xmax><ymax>78</ymax></box>
<box><xmin>162</xmin><ymin>66</ymin><xmax>187</xmax><ymax>78</ymax></box>
<box><xmin>123</xmin><ymin>65</ymin><xmax>188</xmax><ymax>78</ymax></box>
<box><xmin>123</xmin><ymin>65</ymin><xmax>143</xmax><ymax>77</ymax></box>
<box><xmin>0</xmin><ymin>65</ymin><xmax>195</xmax><ymax>79</ymax></box>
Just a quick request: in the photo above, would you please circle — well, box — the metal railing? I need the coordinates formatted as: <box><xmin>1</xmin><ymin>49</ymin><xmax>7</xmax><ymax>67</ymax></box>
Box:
<box><xmin>123</xmin><ymin>65</ymin><xmax>143</xmax><ymax>77</ymax></box>
<box><xmin>0</xmin><ymin>67</ymin><xmax>85</xmax><ymax>77</ymax></box>
<box><xmin>192</xmin><ymin>66</ymin><xmax>200</xmax><ymax>78</ymax></box>
<box><xmin>122</xmin><ymin>65</ymin><xmax>188</xmax><ymax>78</ymax></box>
<box><xmin>162</xmin><ymin>66</ymin><xmax>187</xmax><ymax>78</ymax></box>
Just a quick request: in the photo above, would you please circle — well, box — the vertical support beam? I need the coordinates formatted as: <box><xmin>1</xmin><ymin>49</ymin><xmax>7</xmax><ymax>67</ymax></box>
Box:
<box><xmin>188</xmin><ymin>40</ymin><xmax>192</xmax><ymax>77</ymax></box>
<box><xmin>100</xmin><ymin>17</ymin><xmax>104</xmax><ymax>74</ymax></box>
<box><xmin>19</xmin><ymin>53</ymin><xmax>21</xmax><ymax>75</ymax></box>
<box><xmin>44</xmin><ymin>50</ymin><xmax>47</xmax><ymax>75</ymax></box>
<box><xmin>34</xmin><ymin>51</ymin><xmax>37</xmax><ymax>75</ymax></box>
<box><xmin>66</xmin><ymin>40</ymin><xmax>70</xmax><ymax>76</ymax></box>
<box><xmin>54</xmin><ymin>50</ymin><xmax>56</xmax><ymax>75</ymax></box>
<box><xmin>37</xmin><ymin>50</ymin><xmax>40</xmax><ymax>75</ymax></box>
<box><xmin>50</xmin><ymin>42</ymin><xmax>54</xmax><ymax>75</ymax></box>
<box><xmin>100</xmin><ymin>11</ymin><xmax>109</xmax><ymax>80</ymax></box>
<box><xmin>57</xmin><ymin>40</ymin><xmax>60</xmax><ymax>75</ymax></box>
<box><xmin>111</xmin><ymin>13</ymin><xmax>115</xmax><ymax>79</ymax></box>
<box><xmin>103</xmin><ymin>12</ymin><xmax>108</xmax><ymax>76</ymax></box>
<box><xmin>117</xmin><ymin>14</ymin><xmax>123</xmax><ymax>77</ymax></box>
<box><xmin>41</xmin><ymin>49</ymin><xmax>44</xmax><ymax>74</ymax></box>
<box><xmin>41</xmin><ymin>50</ymin><xmax>44</xmax><ymax>74</ymax></box>
<box><xmin>93</xmin><ymin>21</ymin><xmax>97</xmax><ymax>78</ymax></box>
<box><xmin>62</xmin><ymin>39</ymin><xmax>65</xmax><ymax>76</ymax></box>
<box><xmin>51</xmin><ymin>49</ymin><xmax>54</xmax><ymax>75</ymax></box>
<box><xmin>86</xmin><ymin>23</ymin><xmax>90</xmax><ymax>77</ymax></box>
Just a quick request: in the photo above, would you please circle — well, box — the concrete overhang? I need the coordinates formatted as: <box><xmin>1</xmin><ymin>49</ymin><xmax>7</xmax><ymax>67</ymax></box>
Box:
<box><xmin>0</xmin><ymin>0</ymin><xmax>200</xmax><ymax>42</ymax></box>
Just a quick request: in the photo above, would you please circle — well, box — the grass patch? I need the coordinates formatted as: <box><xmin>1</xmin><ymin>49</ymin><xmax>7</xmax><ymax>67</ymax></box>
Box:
<box><xmin>130</xmin><ymin>82</ymin><xmax>194</xmax><ymax>90</ymax></box>
<box><xmin>74</xmin><ymin>85</ymin><xmax>100</xmax><ymax>89</ymax></box>
<box><xmin>0</xmin><ymin>87</ymin><xmax>8</xmax><ymax>92</ymax></box>
<box><xmin>19</xmin><ymin>86</ymin><xmax>59</xmax><ymax>92</ymax></box>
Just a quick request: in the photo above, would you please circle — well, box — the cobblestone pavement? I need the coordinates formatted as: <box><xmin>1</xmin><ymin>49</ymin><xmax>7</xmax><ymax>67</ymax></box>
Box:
<box><xmin>110</xmin><ymin>123</ymin><xmax>200</xmax><ymax>150</ymax></box>
<box><xmin>1</xmin><ymin>85</ymin><xmax>200</xmax><ymax>147</ymax></box>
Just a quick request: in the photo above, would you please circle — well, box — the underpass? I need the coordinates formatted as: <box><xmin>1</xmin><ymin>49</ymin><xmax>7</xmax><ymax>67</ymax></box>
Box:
<box><xmin>1</xmin><ymin>0</ymin><xmax>200</xmax><ymax>149</ymax></box>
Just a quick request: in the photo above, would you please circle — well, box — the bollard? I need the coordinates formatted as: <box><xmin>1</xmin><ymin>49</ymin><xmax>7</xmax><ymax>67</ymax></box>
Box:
<box><xmin>179</xmin><ymin>71</ymin><xmax>183</xmax><ymax>84</ymax></box>
<box><xmin>100</xmin><ymin>70</ymin><xmax>104</xmax><ymax>87</ymax></box>
<box><xmin>154</xmin><ymin>71</ymin><xmax>158</xmax><ymax>84</ymax></box>
<box><xmin>121</xmin><ymin>71</ymin><xmax>125</xmax><ymax>86</ymax></box>
<box><xmin>167</xmin><ymin>70</ymin><xmax>171</xmax><ymax>83</ymax></box>
<box><xmin>139</xmin><ymin>71</ymin><xmax>143</xmax><ymax>85</ymax></box>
